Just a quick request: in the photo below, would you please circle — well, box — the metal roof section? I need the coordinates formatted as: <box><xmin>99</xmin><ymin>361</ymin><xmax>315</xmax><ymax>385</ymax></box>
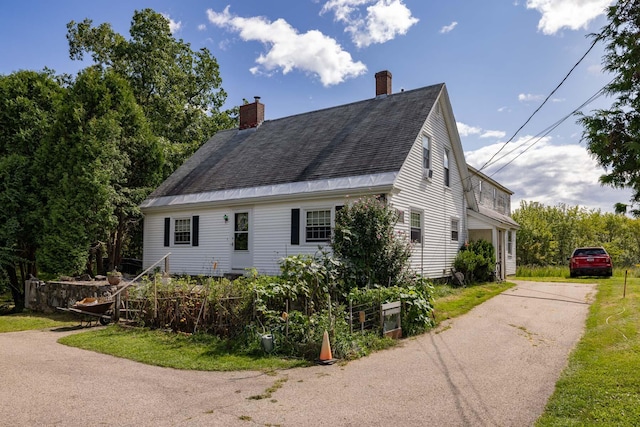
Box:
<box><xmin>141</xmin><ymin>171</ymin><xmax>398</xmax><ymax>209</ymax></box>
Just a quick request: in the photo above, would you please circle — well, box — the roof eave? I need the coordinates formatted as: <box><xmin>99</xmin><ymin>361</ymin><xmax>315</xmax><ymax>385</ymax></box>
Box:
<box><xmin>141</xmin><ymin>172</ymin><xmax>398</xmax><ymax>212</ymax></box>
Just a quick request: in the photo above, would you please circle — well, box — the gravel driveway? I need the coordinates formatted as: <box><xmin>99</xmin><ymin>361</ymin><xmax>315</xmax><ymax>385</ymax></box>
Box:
<box><xmin>0</xmin><ymin>280</ymin><xmax>595</xmax><ymax>426</ymax></box>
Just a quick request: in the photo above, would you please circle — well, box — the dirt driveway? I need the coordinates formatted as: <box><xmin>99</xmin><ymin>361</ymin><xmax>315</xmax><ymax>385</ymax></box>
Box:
<box><xmin>0</xmin><ymin>280</ymin><xmax>595</xmax><ymax>426</ymax></box>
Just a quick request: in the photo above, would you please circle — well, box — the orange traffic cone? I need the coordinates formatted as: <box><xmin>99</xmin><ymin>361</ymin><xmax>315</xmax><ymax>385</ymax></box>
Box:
<box><xmin>318</xmin><ymin>330</ymin><xmax>336</xmax><ymax>365</ymax></box>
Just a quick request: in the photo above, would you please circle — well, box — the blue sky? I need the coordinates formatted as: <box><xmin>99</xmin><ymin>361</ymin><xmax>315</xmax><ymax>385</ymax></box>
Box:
<box><xmin>0</xmin><ymin>0</ymin><xmax>630</xmax><ymax>212</ymax></box>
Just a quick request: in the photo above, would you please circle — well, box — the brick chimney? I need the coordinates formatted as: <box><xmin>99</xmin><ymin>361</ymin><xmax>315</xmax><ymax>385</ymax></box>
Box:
<box><xmin>239</xmin><ymin>96</ymin><xmax>264</xmax><ymax>130</ymax></box>
<box><xmin>375</xmin><ymin>70</ymin><xmax>392</xmax><ymax>96</ymax></box>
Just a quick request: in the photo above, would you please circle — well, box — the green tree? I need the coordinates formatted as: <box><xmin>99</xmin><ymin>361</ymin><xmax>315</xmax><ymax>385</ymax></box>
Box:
<box><xmin>0</xmin><ymin>70</ymin><xmax>64</xmax><ymax>310</ymax></box>
<box><xmin>332</xmin><ymin>197</ymin><xmax>412</xmax><ymax>289</ymax></box>
<box><xmin>513</xmin><ymin>200</ymin><xmax>640</xmax><ymax>268</ymax></box>
<box><xmin>579</xmin><ymin>1</ymin><xmax>640</xmax><ymax>207</ymax></box>
<box><xmin>66</xmin><ymin>9</ymin><xmax>236</xmax><ymax>174</ymax></box>
<box><xmin>37</xmin><ymin>68</ymin><xmax>162</xmax><ymax>274</ymax></box>
<box><xmin>512</xmin><ymin>201</ymin><xmax>555</xmax><ymax>265</ymax></box>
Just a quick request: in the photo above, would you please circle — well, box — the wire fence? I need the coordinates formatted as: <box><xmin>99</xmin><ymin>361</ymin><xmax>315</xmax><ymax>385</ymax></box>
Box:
<box><xmin>348</xmin><ymin>300</ymin><xmax>381</xmax><ymax>334</ymax></box>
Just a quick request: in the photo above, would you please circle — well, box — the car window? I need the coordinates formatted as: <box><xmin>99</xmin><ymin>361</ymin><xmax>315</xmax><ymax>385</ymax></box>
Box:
<box><xmin>573</xmin><ymin>248</ymin><xmax>606</xmax><ymax>256</ymax></box>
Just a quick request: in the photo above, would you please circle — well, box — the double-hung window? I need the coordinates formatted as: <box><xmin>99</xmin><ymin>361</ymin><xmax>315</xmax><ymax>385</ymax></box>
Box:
<box><xmin>174</xmin><ymin>218</ymin><xmax>191</xmax><ymax>245</ymax></box>
<box><xmin>451</xmin><ymin>218</ymin><xmax>459</xmax><ymax>241</ymax></box>
<box><xmin>410</xmin><ymin>211</ymin><xmax>422</xmax><ymax>244</ymax></box>
<box><xmin>164</xmin><ymin>216</ymin><xmax>199</xmax><ymax>247</ymax></box>
<box><xmin>507</xmin><ymin>231</ymin><xmax>513</xmax><ymax>256</ymax></box>
<box><xmin>306</xmin><ymin>209</ymin><xmax>331</xmax><ymax>242</ymax></box>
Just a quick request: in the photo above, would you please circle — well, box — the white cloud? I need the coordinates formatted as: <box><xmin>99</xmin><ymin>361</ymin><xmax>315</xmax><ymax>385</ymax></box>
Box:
<box><xmin>457</xmin><ymin>122</ymin><xmax>482</xmax><ymax>137</ymax></box>
<box><xmin>480</xmin><ymin>130</ymin><xmax>507</xmax><ymax>139</ymax></box>
<box><xmin>321</xmin><ymin>0</ymin><xmax>419</xmax><ymax>48</ymax></box>
<box><xmin>518</xmin><ymin>93</ymin><xmax>543</xmax><ymax>102</ymax></box>
<box><xmin>162</xmin><ymin>13</ymin><xmax>182</xmax><ymax>34</ymax></box>
<box><xmin>587</xmin><ymin>63</ymin><xmax>603</xmax><ymax>75</ymax></box>
<box><xmin>497</xmin><ymin>106</ymin><xmax>511</xmax><ymax>113</ymax></box>
<box><xmin>198</xmin><ymin>24</ymin><xmax>207</xmax><ymax>31</ymax></box>
<box><xmin>465</xmin><ymin>137</ymin><xmax>632</xmax><ymax>212</ymax></box>
<box><xmin>207</xmin><ymin>6</ymin><xmax>367</xmax><ymax>86</ymax></box>
<box><xmin>457</xmin><ymin>122</ymin><xmax>506</xmax><ymax>140</ymax></box>
<box><xmin>551</xmin><ymin>97</ymin><xmax>565</xmax><ymax>102</ymax></box>
<box><xmin>526</xmin><ymin>0</ymin><xmax>613</xmax><ymax>35</ymax></box>
<box><xmin>440</xmin><ymin>21</ymin><xmax>458</xmax><ymax>34</ymax></box>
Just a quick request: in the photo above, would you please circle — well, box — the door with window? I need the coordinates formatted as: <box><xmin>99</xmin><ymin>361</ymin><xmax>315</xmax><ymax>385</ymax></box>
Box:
<box><xmin>232</xmin><ymin>211</ymin><xmax>252</xmax><ymax>269</ymax></box>
<box><xmin>497</xmin><ymin>229</ymin><xmax>504</xmax><ymax>280</ymax></box>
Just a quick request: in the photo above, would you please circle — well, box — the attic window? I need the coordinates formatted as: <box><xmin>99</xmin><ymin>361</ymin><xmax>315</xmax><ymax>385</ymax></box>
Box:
<box><xmin>422</xmin><ymin>135</ymin><xmax>432</xmax><ymax>176</ymax></box>
<box><xmin>444</xmin><ymin>149</ymin><xmax>450</xmax><ymax>187</ymax></box>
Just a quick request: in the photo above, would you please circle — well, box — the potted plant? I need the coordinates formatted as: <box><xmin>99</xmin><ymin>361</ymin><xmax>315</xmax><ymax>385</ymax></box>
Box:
<box><xmin>107</xmin><ymin>270</ymin><xmax>122</xmax><ymax>286</ymax></box>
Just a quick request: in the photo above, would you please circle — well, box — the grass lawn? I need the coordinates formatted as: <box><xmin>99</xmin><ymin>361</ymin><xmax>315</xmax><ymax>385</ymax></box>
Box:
<box><xmin>58</xmin><ymin>326</ymin><xmax>310</xmax><ymax>371</ymax></box>
<box><xmin>0</xmin><ymin>311</ymin><xmax>79</xmax><ymax>332</ymax></box>
<box><xmin>431</xmin><ymin>281</ymin><xmax>514</xmax><ymax>324</ymax></box>
<box><xmin>525</xmin><ymin>275</ymin><xmax>640</xmax><ymax>426</ymax></box>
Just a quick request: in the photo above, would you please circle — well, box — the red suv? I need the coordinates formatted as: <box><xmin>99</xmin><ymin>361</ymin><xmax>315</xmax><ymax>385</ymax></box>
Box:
<box><xmin>569</xmin><ymin>247</ymin><xmax>613</xmax><ymax>278</ymax></box>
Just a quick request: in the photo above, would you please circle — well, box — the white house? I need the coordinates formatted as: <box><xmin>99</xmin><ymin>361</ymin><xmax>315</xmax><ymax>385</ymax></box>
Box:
<box><xmin>467</xmin><ymin>166</ymin><xmax>520</xmax><ymax>277</ymax></box>
<box><xmin>140</xmin><ymin>71</ymin><xmax>519</xmax><ymax>279</ymax></box>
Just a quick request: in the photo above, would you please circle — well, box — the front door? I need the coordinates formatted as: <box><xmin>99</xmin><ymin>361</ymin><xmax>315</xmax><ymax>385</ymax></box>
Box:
<box><xmin>232</xmin><ymin>211</ymin><xmax>253</xmax><ymax>270</ymax></box>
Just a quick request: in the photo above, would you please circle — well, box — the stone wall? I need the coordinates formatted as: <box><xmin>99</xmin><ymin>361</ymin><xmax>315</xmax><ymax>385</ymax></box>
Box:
<box><xmin>25</xmin><ymin>279</ymin><xmax>118</xmax><ymax>313</ymax></box>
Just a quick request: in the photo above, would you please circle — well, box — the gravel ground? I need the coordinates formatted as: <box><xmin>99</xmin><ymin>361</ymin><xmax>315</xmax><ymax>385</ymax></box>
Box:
<box><xmin>0</xmin><ymin>280</ymin><xmax>595</xmax><ymax>426</ymax></box>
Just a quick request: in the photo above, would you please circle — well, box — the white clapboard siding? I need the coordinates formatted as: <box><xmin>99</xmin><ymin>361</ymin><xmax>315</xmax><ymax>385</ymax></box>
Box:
<box><xmin>143</xmin><ymin>207</ymin><xmax>232</xmax><ymax>276</ymax></box>
<box><xmin>144</xmin><ymin>197</ymin><xmax>364</xmax><ymax>276</ymax></box>
<box><xmin>390</xmin><ymin>97</ymin><xmax>467</xmax><ymax>278</ymax></box>
<box><xmin>251</xmin><ymin>198</ymin><xmax>353</xmax><ymax>275</ymax></box>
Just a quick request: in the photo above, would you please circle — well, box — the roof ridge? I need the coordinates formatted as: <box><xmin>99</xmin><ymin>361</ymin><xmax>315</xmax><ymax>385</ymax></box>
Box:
<box><xmin>263</xmin><ymin>82</ymin><xmax>445</xmax><ymax>124</ymax></box>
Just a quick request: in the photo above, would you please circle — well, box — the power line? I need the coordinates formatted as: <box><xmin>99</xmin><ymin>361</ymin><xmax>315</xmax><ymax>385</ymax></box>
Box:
<box><xmin>478</xmin><ymin>32</ymin><xmax>602</xmax><ymax>172</ymax></box>
<box><xmin>483</xmin><ymin>84</ymin><xmax>609</xmax><ymax>178</ymax></box>
<box><xmin>445</xmin><ymin>81</ymin><xmax>610</xmax><ymax>197</ymax></box>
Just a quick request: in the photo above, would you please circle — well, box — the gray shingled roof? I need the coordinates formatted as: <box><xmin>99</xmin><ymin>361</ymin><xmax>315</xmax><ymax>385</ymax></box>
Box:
<box><xmin>149</xmin><ymin>83</ymin><xmax>444</xmax><ymax>198</ymax></box>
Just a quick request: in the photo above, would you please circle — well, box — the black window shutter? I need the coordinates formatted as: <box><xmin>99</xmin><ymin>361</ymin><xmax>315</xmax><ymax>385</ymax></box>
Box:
<box><xmin>164</xmin><ymin>218</ymin><xmax>170</xmax><ymax>247</ymax></box>
<box><xmin>291</xmin><ymin>209</ymin><xmax>300</xmax><ymax>245</ymax></box>
<box><xmin>192</xmin><ymin>215</ymin><xmax>199</xmax><ymax>246</ymax></box>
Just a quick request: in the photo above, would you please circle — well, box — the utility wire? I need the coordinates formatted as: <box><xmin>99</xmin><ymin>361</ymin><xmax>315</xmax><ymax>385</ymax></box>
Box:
<box><xmin>484</xmin><ymin>83</ymin><xmax>608</xmax><ymax>178</ymax></box>
<box><xmin>445</xmin><ymin>81</ymin><xmax>610</xmax><ymax>196</ymax></box>
<box><xmin>478</xmin><ymin>33</ymin><xmax>602</xmax><ymax>172</ymax></box>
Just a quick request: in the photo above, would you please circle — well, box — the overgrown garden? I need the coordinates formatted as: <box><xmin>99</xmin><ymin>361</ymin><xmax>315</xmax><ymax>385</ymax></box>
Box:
<box><xmin>119</xmin><ymin>197</ymin><xmax>443</xmax><ymax>361</ymax></box>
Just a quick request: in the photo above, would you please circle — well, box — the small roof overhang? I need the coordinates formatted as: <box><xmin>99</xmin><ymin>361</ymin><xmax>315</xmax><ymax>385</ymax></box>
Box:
<box><xmin>468</xmin><ymin>205</ymin><xmax>520</xmax><ymax>229</ymax></box>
